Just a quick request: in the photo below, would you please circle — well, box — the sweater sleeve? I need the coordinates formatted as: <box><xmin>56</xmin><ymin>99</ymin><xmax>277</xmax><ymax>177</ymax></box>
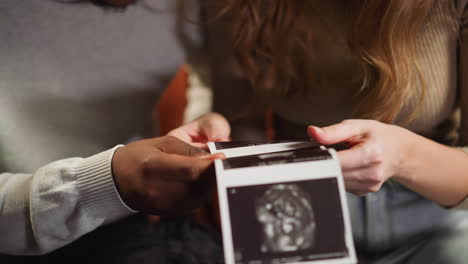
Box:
<box><xmin>0</xmin><ymin>146</ymin><xmax>136</xmax><ymax>256</ymax></box>
<box><xmin>454</xmin><ymin>0</ymin><xmax>468</xmax><ymax>209</ymax></box>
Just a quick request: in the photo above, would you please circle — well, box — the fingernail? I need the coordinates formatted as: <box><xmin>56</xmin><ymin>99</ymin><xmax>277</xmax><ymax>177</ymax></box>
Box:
<box><xmin>199</xmin><ymin>153</ymin><xmax>226</xmax><ymax>160</ymax></box>
<box><xmin>211</xmin><ymin>135</ymin><xmax>225</xmax><ymax>141</ymax></box>
<box><xmin>214</xmin><ymin>153</ymin><xmax>227</xmax><ymax>160</ymax></box>
<box><xmin>310</xmin><ymin>126</ymin><xmax>323</xmax><ymax>133</ymax></box>
<box><xmin>197</xmin><ymin>154</ymin><xmax>213</xmax><ymax>159</ymax></box>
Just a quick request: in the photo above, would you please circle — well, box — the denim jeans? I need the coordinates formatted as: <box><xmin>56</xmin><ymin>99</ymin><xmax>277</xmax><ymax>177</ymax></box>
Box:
<box><xmin>0</xmin><ymin>215</ymin><xmax>224</xmax><ymax>264</ymax></box>
<box><xmin>350</xmin><ymin>185</ymin><xmax>468</xmax><ymax>264</ymax></box>
<box><xmin>3</xmin><ymin>198</ymin><xmax>468</xmax><ymax>264</ymax></box>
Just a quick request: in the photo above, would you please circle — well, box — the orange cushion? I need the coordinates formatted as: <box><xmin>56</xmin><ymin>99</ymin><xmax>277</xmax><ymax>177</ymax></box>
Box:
<box><xmin>156</xmin><ymin>65</ymin><xmax>188</xmax><ymax>135</ymax></box>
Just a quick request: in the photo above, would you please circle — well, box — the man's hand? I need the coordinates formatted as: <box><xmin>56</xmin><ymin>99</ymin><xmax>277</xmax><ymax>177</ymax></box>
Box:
<box><xmin>112</xmin><ymin>136</ymin><xmax>223</xmax><ymax>216</ymax></box>
<box><xmin>168</xmin><ymin>112</ymin><xmax>231</xmax><ymax>149</ymax></box>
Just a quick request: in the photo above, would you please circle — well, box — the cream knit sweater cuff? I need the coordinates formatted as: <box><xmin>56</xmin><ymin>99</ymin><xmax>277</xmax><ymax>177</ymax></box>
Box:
<box><xmin>74</xmin><ymin>145</ymin><xmax>137</xmax><ymax>224</ymax></box>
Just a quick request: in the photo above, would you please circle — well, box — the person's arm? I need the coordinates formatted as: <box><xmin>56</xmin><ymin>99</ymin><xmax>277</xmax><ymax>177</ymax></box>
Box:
<box><xmin>305</xmin><ymin>2</ymin><xmax>468</xmax><ymax>208</ymax></box>
<box><xmin>395</xmin><ymin>131</ymin><xmax>468</xmax><ymax>209</ymax></box>
<box><xmin>0</xmin><ymin>146</ymin><xmax>135</xmax><ymax>256</ymax></box>
<box><xmin>394</xmin><ymin>0</ymin><xmax>468</xmax><ymax>208</ymax></box>
<box><xmin>0</xmin><ymin>136</ymin><xmax>219</xmax><ymax>256</ymax></box>
<box><xmin>308</xmin><ymin>119</ymin><xmax>468</xmax><ymax>208</ymax></box>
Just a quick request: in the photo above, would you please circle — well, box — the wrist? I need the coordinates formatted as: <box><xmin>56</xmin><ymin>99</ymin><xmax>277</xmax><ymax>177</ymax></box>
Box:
<box><xmin>110</xmin><ymin>145</ymin><xmax>138</xmax><ymax>212</ymax></box>
<box><xmin>75</xmin><ymin>145</ymin><xmax>137</xmax><ymax>224</ymax></box>
<box><xmin>392</xmin><ymin>125</ymin><xmax>416</xmax><ymax>182</ymax></box>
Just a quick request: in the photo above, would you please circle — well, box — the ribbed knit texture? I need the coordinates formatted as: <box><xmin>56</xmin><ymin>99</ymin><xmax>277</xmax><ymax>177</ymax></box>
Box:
<box><xmin>74</xmin><ymin>145</ymin><xmax>137</xmax><ymax>223</ymax></box>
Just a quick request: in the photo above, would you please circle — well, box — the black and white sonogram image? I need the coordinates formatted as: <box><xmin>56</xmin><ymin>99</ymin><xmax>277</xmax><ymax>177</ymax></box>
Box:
<box><xmin>213</xmin><ymin>140</ymin><xmax>318</xmax><ymax>150</ymax></box>
<box><xmin>256</xmin><ymin>184</ymin><xmax>316</xmax><ymax>253</ymax></box>
<box><xmin>214</xmin><ymin>141</ymin><xmax>271</xmax><ymax>150</ymax></box>
<box><xmin>223</xmin><ymin>147</ymin><xmax>331</xmax><ymax>170</ymax></box>
<box><xmin>227</xmin><ymin>179</ymin><xmax>347</xmax><ymax>264</ymax></box>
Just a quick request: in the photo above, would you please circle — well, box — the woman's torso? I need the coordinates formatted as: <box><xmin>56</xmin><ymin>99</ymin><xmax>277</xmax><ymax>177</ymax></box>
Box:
<box><xmin>203</xmin><ymin>0</ymin><xmax>463</xmax><ymax>144</ymax></box>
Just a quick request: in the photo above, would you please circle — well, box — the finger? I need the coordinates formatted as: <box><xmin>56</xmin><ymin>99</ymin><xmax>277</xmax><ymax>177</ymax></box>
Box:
<box><xmin>342</xmin><ymin>164</ymin><xmax>383</xmax><ymax>184</ymax></box>
<box><xmin>337</xmin><ymin>142</ymin><xmax>382</xmax><ymax>170</ymax></box>
<box><xmin>201</xmin><ymin>152</ymin><xmax>226</xmax><ymax>160</ymax></box>
<box><xmin>190</xmin><ymin>142</ymin><xmax>209</xmax><ymax>150</ymax></box>
<box><xmin>344</xmin><ymin>180</ymin><xmax>380</xmax><ymax>196</ymax></box>
<box><xmin>166</xmin><ymin>137</ymin><xmax>209</xmax><ymax>151</ymax></box>
<box><xmin>342</xmin><ymin>166</ymin><xmax>372</xmax><ymax>183</ymax></box>
<box><xmin>308</xmin><ymin>121</ymin><xmax>366</xmax><ymax>145</ymax></box>
<box><xmin>149</xmin><ymin>153</ymin><xmax>215</xmax><ymax>182</ymax></box>
<box><xmin>148</xmin><ymin>181</ymin><xmax>192</xmax><ymax>215</ymax></box>
<box><xmin>167</xmin><ymin>128</ymin><xmax>193</xmax><ymax>143</ymax></box>
<box><xmin>156</xmin><ymin>136</ymin><xmax>209</xmax><ymax>157</ymax></box>
<box><xmin>344</xmin><ymin>180</ymin><xmax>369</xmax><ymax>196</ymax></box>
<box><xmin>199</xmin><ymin>113</ymin><xmax>231</xmax><ymax>141</ymax></box>
<box><xmin>337</xmin><ymin>148</ymin><xmax>366</xmax><ymax>170</ymax></box>
<box><xmin>155</xmin><ymin>179</ymin><xmax>191</xmax><ymax>204</ymax></box>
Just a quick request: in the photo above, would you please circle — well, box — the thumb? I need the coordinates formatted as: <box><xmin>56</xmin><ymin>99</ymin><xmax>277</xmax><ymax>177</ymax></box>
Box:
<box><xmin>155</xmin><ymin>153</ymin><xmax>215</xmax><ymax>182</ymax></box>
<box><xmin>308</xmin><ymin>122</ymin><xmax>365</xmax><ymax>145</ymax></box>
<box><xmin>199</xmin><ymin>113</ymin><xmax>231</xmax><ymax>141</ymax></box>
<box><xmin>155</xmin><ymin>136</ymin><xmax>208</xmax><ymax>157</ymax></box>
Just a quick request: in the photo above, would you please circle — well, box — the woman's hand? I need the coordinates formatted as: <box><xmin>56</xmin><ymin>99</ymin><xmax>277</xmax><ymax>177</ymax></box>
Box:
<box><xmin>308</xmin><ymin>119</ymin><xmax>411</xmax><ymax>196</ymax></box>
<box><xmin>167</xmin><ymin>112</ymin><xmax>231</xmax><ymax>149</ymax></box>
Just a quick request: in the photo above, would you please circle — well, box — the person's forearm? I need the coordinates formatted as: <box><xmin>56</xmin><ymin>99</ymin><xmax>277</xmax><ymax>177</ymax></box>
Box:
<box><xmin>0</xmin><ymin>146</ymin><xmax>134</xmax><ymax>255</ymax></box>
<box><xmin>395</xmin><ymin>130</ymin><xmax>468</xmax><ymax>207</ymax></box>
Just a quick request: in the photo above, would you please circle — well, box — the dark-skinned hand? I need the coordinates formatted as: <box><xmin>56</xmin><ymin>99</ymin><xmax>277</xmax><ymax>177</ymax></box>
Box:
<box><xmin>112</xmin><ymin>136</ymin><xmax>224</xmax><ymax>216</ymax></box>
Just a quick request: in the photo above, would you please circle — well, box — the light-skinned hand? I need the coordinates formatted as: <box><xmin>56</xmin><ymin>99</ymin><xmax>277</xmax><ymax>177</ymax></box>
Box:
<box><xmin>167</xmin><ymin>112</ymin><xmax>231</xmax><ymax>149</ymax></box>
<box><xmin>308</xmin><ymin>119</ymin><xmax>410</xmax><ymax>196</ymax></box>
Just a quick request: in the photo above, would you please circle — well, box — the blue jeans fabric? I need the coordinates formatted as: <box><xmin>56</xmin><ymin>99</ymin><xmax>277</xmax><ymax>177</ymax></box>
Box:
<box><xmin>0</xmin><ymin>215</ymin><xmax>224</xmax><ymax>264</ymax></box>
<box><xmin>2</xmin><ymin>189</ymin><xmax>468</xmax><ymax>263</ymax></box>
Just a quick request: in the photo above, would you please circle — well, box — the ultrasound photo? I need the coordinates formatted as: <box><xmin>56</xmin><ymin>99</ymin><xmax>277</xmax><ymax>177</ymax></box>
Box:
<box><xmin>256</xmin><ymin>184</ymin><xmax>316</xmax><ymax>253</ymax></box>
<box><xmin>213</xmin><ymin>140</ymin><xmax>298</xmax><ymax>150</ymax></box>
<box><xmin>222</xmin><ymin>147</ymin><xmax>331</xmax><ymax>170</ymax></box>
<box><xmin>227</xmin><ymin>178</ymin><xmax>348</xmax><ymax>264</ymax></box>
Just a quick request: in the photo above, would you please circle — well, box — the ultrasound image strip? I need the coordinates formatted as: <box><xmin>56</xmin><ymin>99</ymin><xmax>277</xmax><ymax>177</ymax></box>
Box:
<box><xmin>214</xmin><ymin>140</ymin><xmax>301</xmax><ymax>150</ymax></box>
<box><xmin>227</xmin><ymin>178</ymin><xmax>349</xmax><ymax>264</ymax></box>
<box><xmin>222</xmin><ymin>146</ymin><xmax>331</xmax><ymax>170</ymax></box>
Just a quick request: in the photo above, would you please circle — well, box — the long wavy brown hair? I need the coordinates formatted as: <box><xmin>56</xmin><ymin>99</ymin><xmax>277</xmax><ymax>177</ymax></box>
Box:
<box><xmin>209</xmin><ymin>0</ymin><xmax>458</xmax><ymax>123</ymax></box>
<box><xmin>98</xmin><ymin>0</ymin><xmax>456</xmax><ymax>123</ymax></box>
